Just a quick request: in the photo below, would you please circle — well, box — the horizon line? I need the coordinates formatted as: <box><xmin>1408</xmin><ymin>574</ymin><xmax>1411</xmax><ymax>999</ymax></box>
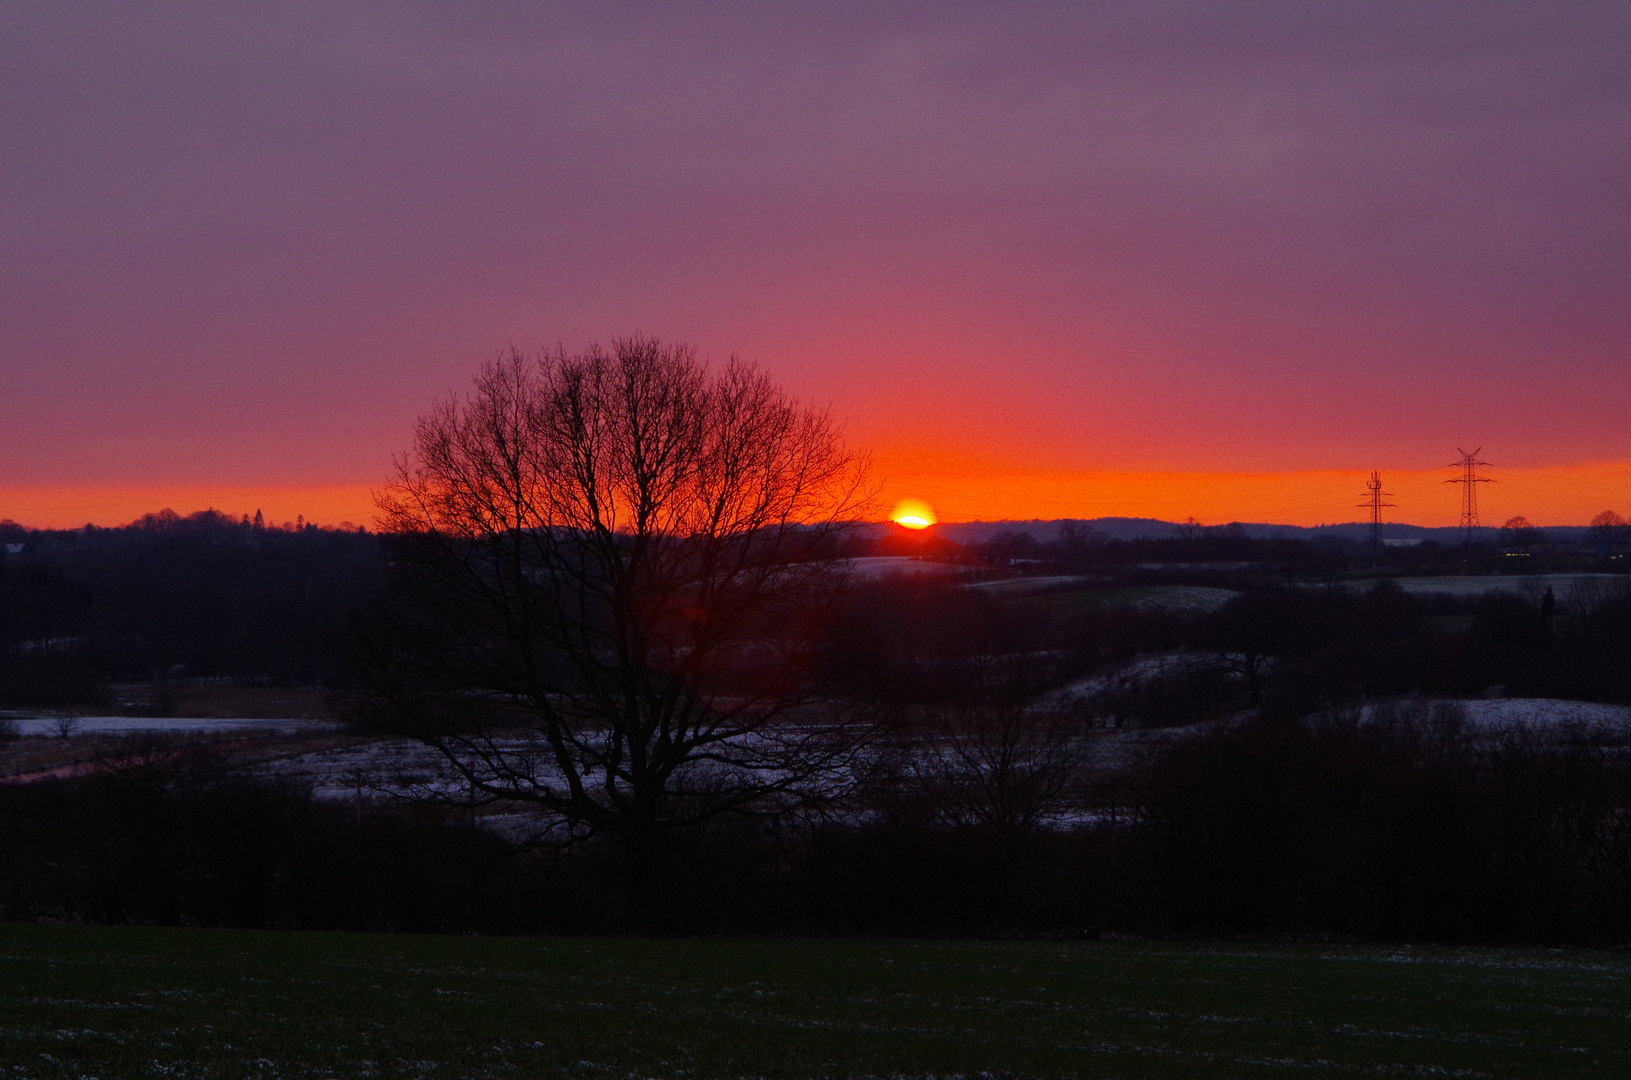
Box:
<box><xmin>3</xmin><ymin>460</ymin><xmax>1627</xmax><ymax>531</ymax></box>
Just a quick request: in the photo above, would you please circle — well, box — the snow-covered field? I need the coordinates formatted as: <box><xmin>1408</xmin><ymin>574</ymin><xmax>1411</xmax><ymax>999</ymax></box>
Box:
<box><xmin>1436</xmin><ymin>697</ymin><xmax>1631</xmax><ymax>731</ymax></box>
<box><xmin>0</xmin><ymin>713</ymin><xmax>333</xmax><ymax>737</ymax></box>
<box><xmin>840</xmin><ymin>556</ymin><xmax>972</xmax><ymax>580</ymax></box>
<box><xmin>1296</xmin><ymin>697</ymin><xmax>1631</xmax><ymax>738</ymax></box>
<box><xmin>1359</xmin><ymin>573</ymin><xmax>1629</xmax><ymax>602</ymax></box>
<box><xmin>1111</xmin><ymin>584</ymin><xmax>1240</xmax><ymax>612</ymax></box>
<box><xmin>964</xmin><ymin>574</ymin><xmax>1088</xmax><ymax>593</ymax></box>
<box><xmin>8</xmin><ymin>694</ymin><xmax>1629</xmax><ymax>808</ymax></box>
<box><xmin>256</xmin><ymin>738</ymin><xmax>456</xmax><ymax>797</ymax></box>
<box><xmin>1048</xmin><ymin>652</ymin><xmax>1213</xmax><ymax>703</ymax></box>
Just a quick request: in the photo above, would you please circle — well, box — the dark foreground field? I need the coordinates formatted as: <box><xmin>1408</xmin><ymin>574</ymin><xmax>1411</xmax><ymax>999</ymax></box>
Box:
<box><xmin>2</xmin><ymin>926</ymin><xmax>1628</xmax><ymax>1079</ymax></box>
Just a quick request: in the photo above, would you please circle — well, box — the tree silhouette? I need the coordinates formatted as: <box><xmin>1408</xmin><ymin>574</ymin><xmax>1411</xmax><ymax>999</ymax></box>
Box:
<box><xmin>1590</xmin><ymin>510</ymin><xmax>1625</xmax><ymax>557</ymax></box>
<box><xmin>1501</xmin><ymin>515</ymin><xmax>1540</xmax><ymax>553</ymax></box>
<box><xmin>354</xmin><ymin>338</ymin><xmax>872</xmax><ymax>926</ymax></box>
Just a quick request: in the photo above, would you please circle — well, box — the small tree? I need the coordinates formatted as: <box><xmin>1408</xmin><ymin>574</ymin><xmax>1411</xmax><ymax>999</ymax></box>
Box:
<box><xmin>354</xmin><ymin>338</ymin><xmax>872</xmax><ymax>926</ymax></box>
<box><xmin>911</xmin><ymin>702</ymin><xmax>1087</xmax><ymax>835</ymax></box>
<box><xmin>1501</xmin><ymin>515</ymin><xmax>1540</xmax><ymax>553</ymax></box>
<box><xmin>980</xmin><ymin>530</ymin><xmax>1040</xmax><ymax>568</ymax></box>
<box><xmin>880</xmin><ymin>652</ymin><xmax>1090</xmax><ymax>924</ymax></box>
<box><xmin>1590</xmin><ymin>510</ymin><xmax>1626</xmax><ymax>557</ymax></box>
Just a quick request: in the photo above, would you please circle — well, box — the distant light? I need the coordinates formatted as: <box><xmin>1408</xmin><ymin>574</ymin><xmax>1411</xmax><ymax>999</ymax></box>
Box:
<box><xmin>891</xmin><ymin>499</ymin><xmax>936</xmax><ymax>530</ymax></box>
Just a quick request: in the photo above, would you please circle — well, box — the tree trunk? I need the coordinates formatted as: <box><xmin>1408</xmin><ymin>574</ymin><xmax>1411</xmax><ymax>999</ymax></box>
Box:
<box><xmin>621</xmin><ymin>822</ymin><xmax>662</xmax><ymax>933</ymax></box>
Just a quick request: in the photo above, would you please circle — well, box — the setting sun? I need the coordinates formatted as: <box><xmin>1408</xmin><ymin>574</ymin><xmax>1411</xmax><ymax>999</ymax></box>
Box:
<box><xmin>890</xmin><ymin>498</ymin><xmax>936</xmax><ymax>530</ymax></box>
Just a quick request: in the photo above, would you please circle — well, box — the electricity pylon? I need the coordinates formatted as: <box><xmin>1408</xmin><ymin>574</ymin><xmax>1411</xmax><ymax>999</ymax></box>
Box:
<box><xmin>1359</xmin><ymin>470</ymin><xmax>1395</xmax><ymax>560</ymax></box>
<box><xmin>1446</xmin><ymin>447</ymin><xmax>1494</xmax><ymax>546</ymax></box>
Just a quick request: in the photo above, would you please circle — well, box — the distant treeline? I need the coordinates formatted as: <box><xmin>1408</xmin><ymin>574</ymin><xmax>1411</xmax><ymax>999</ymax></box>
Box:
<box><xmin>2</xmin><ymin>508</ymin><xmax>1628</xmax><ymax>710</ymax></box>
<box><xmin>935</xmin><ymin>518</ymin><xmax>1627</xmax><ymax>573</ymax></box>
<box><xmin>930</xmin><ymin>514</ymin><xmax>1628</xmax><ymax>548</ymax></box>
<box><xmin>0</xmin><ymin>510</ymin><xmax>382</xmax><ymax>706</ymax></box>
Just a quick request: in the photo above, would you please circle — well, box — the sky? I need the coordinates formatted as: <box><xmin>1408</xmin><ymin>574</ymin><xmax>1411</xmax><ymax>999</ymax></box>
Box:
<box><xmin>4</xmin><ymin>2</ymin><xmax>1629</xmax><ymax>529</ymax></box>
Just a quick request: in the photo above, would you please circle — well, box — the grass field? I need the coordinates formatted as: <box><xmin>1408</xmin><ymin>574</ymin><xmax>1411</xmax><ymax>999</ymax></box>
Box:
<box><xmin>2</xmin><ymin>926</ymin><xmax>1628</xmax><ymax>1079</ymax></box>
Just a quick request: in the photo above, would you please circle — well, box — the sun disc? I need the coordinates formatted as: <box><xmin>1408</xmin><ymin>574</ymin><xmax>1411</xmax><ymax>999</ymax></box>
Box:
<box><xmin>890</xmin><ymin>499</ymin><xmax>936</xmax><ymax>530</ymax></box>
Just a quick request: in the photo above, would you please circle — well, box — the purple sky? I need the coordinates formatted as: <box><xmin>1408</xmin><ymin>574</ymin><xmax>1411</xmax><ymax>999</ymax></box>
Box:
<box><xmin>5</xmin><ymin>2</ymin><xmax>1629</xmax><ymax>498</ymax></box>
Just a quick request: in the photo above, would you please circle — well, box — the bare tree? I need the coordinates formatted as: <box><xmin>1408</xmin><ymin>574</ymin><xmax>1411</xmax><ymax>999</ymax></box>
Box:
<box><xmin>1501</xmin><ymin>515</ymin><xmax>1540</xmax><ymax>553</ymax></box>
<box><xmin>911</xmin><ymin>702</ymin><xmax>1088</xmax><ymax>835</ymax></box>
<box><xmin>354</xmin><ymin>338</ymin><xmax>872</xmax><ymax>925</ymax></box>
<box><xmin>880</xmin><ymin>692</ymin><xmax>1090</xmax><ymax>925</ymax></box>
<box><xmin>1590</xmin><ymin>510</ymin><xmax>1626</xmax><ymax>557</ymax></box>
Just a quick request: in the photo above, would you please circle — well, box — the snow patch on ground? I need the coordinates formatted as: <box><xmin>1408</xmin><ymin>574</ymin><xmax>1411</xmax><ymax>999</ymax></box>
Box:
<box><xmin>1058</xmin><ymin>585</ymin><xmax>1241</xmax><ymax>613</ymax></box>
<box><xmin>1049</xmin><ymin>653</ymin><xmax>1214</xmax><ymax>702</ymax></box>
<box><xmin>1366</xmin><ymin>573</ymin><xmax>1629</xmax><ymax>602</ymax></box>
<box><xmin>0</xmin><ymin>714</ymin><xmax>334</xmax><ymax>737</ymax></box>
<box><xmin>839</xmin><ymin>556</ymin><xmax>972</xmax><ymax>580</ymax></box>
<box><xmin>964</xmin><ymin>575</ymin><xmax>1089</xmax><ymax>593</ymax></box>
<box><xmin>1125</xmin><ymin>585</ymin><xmax>1240</xmax><ymax>612</ymax></box>
<box><xmin>257</xmin><ymin>738</ymin><xmax>460</xmax><ymax>797</ymax></box>
<box><xmin>1452</xmin><ymin>697</ymin><xmax>1631</xmax><ymax>730</ymax></box>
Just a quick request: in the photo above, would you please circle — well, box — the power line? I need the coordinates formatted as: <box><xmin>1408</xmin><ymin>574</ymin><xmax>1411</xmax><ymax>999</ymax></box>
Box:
<box><xmin>1446</xmin><ymin>447</ymin><xmax>1494</xmax><ymax>545</ymax></box>
<box><xmin>1358</xmin><ymin>470</ymin><xmax>1396</xmax><ymax>558</ymax></box>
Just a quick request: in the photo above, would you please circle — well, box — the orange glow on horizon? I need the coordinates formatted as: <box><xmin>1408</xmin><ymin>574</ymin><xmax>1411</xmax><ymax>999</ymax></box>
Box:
<box><xmin>870</xmin><ymin>451</ymin><xmax>1631</xmax><ymax>530</ymax></box>
<box><xmin>3</xmin><ymin>458</ymin><xmax>1629</xmax><ymax>533</ymax></box>
<box><xmin>0</xmin><ymin>485</ymin><xmax>380</xmax><ymax>531</ymax></box>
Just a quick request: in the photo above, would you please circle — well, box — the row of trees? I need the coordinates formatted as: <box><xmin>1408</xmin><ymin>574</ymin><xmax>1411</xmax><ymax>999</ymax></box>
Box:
<box><xmin>1502</xmin><ymin>511</ymin><xmax>1628</xmax><ymax>555</ymax></box>
<box><xmin>0</xmin><ymin>518</ymin><xmax>380</xmax><ymax>704</ymax></box>
<box><xmin>4</xmin><ymin>701</ymin><xmax>1629</xmax><ymax>942</ymax></box>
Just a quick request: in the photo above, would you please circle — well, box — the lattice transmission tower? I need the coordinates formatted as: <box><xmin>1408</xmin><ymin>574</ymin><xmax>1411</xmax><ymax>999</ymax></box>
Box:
<box><xmin>1446</xmin><ymin>448</ymin><xmax>1494</xmax><ymax>545</ymax></box>
<box><xmin>1359</xmin><ymin>470</ymin><xmax>1395</xmax><ymax>559</ymax></box>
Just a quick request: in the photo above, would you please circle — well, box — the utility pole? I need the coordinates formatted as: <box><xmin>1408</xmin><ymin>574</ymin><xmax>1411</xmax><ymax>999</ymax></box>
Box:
<box><xmin>1359</xmin><ymin>470</ymin><xmax>1395</xmax><ymax>562</ymax></box>
<box><xmin>1446</xmin><ymin>447</ymin><xmax>1494</xmax><ymax>547</ymax></box>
